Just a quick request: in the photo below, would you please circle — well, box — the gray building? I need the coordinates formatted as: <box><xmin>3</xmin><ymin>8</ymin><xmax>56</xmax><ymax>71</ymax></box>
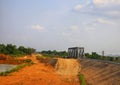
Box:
<box><xmin>68</xmin><ymin>47</ymin><xmax>84</xmax><ymax>58</ymax></box>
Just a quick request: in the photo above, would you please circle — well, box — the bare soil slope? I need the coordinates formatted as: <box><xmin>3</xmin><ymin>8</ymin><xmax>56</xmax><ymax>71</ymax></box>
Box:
<box><xmin>78</xmin><ymin>59</ymin><xmax>120</xmax><ymax>85</ymax></box>
<box><xmin>55</xmin><ymin>58</ymin><xmax>81</xmax><ymax>75</ymax></box>
<box><xmin>55</xmin><ymin>58</ymin><xmax>81</xmax><ymax>84</ymax></box>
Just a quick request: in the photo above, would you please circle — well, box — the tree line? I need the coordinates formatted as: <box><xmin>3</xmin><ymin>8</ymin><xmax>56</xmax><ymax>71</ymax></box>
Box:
<box><xmin>40</xmin><ymin>50</ymin><xmax>67</xmax><ymax>58</ymax></box>
<box><xmin>0</xmin><ymin>44</ymin><xmax>35</xmax><ymax>57</ymax></box>
<box><xmin>85</xmin><ymin>52</ymin><xmax>120</xmax><ymax>62</ymax></box>
<box><xmin>40</xmin><ymin>50</ymin><xmax>119</xmax><ymax>62</ymax></box>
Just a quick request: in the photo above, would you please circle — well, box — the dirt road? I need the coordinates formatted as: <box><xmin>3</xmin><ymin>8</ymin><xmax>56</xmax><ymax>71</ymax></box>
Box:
<box><xmin>55</xmin><ymin>58</ymin><xmax>81</xmax><ymax>76</ymax></box>
<box><xmin>55</xmin><ymin>58</ymin><xmax>81</xmax><ymax>84</ymax></box>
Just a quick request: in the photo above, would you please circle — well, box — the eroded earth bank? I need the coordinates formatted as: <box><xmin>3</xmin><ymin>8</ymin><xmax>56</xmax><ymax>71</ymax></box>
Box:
<box><xmin>78</xmin><ymin>59</ymin><xmax>120</xmax><ymax>85</ymax></box>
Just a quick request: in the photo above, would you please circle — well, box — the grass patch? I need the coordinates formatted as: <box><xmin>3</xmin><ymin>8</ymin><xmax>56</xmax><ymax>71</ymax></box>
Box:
<box><xmin>23</xmin><ymin>59</ymin><xmax>34</xmax><ymax>63</ymax></box>
<box><xmin>35</xmin><ymin>54</ymin><xmax>46</xmax><ymax>59</ymax></box>
<box><xmin>78</xmin><ymin>73</ymin><xmax>86</xmax><ymax>85</ymax></box>
<box><xmin>41</xmin><ymin>54</ymin><xmax>55</xmax><ymax>58</ymax></box>
<box><xmin>0</xmin><ymin>61</ymin><xmax>34</xmax><ymax>76</ymax></box>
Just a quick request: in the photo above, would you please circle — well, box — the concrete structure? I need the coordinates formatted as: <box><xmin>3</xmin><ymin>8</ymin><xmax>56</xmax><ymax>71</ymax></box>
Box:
<box><xmin>68</xmin><ymin>47</ymin><xmax>84</xmax><ymax>58</ymax></box>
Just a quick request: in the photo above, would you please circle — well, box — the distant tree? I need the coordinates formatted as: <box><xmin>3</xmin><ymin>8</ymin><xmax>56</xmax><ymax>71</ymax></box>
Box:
<box><xmin>59</xmin><ymin>51</ymin><xmax>67</xmax><ymax>57</ymax></box>
<box><xmin>47</xmin><ymin>50</ymin><xmax>52</xmax><ymax>54</ymax></box>
<box><xmin>18</xmin><ymin>46</ymin><xmax>26</xmax><ymax>53</ymax></box>
<box><xmin>85</xmin><ymin>52</ymin><xmax>101</xmax><ymax>59</ymax></box>
<box><xmin>18</xmin><ymin>46</ymin><xmax>35</xmax><ymax>55</ymax></box>
<box><xmin>85</xmin><ymin>53</ymin><xmax>91</xmax><ymax>58</ymax></box>
<box><xmin>91</xmin><ymin>52</ymin><xmax>101</xmax><ymax>59</ymax></box>
<box><xmin>0</xmin><ymin>44</ymin><xmax>8</xmax><ymax>54</ymax></box>
<box><xmin>115</xmin><ymin>57</ymin><xmax>119</xmax><ymax>61</ymax></box>
<box><xmin>0</xmin><ymin>44</ymin><xmax>4</xmax><ymax>52</ymax></box>
<box><xmin>109</xmin><ymin>57</ymin><xmax>114</xmax><ymax>61</ymax></box>
<box><xmin>25</xmin><ymin>48</ymin><xmax>35</xmax><ymax>55</ymax></box>
<box><xmin>41</xmin><ymin>50</ymin><xmax>46</xmax><ymax>54</ymax></box>
<box><xmin>0</xmin><ymin>43</ymin><xmax>35</xmax><ymax>56</ymax></box>
<box><xmin>6</xmin><ymin>44</ymin><xmax>17</xmax><ymax>54</ymax></box>
<box><xmin>40</xmin><ymin>50</ymin><xmax>67</xmax><ymax>57</ymax></box>
<box><xmin>52</xmin><ymin>50</ymin><xmax>57</xmax><ymax>55</ymax></box>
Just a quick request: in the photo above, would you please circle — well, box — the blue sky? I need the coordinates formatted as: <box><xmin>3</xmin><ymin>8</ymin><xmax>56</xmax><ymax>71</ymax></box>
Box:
<box><xmin>0</xmin><ymin>0</ymin><xmax>120</xmax><ymax>54</ymax></box>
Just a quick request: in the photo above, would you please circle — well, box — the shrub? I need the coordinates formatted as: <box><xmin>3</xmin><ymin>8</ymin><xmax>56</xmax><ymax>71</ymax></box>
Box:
<box><xmin>78</xmin><ymin>74</ymin><xmax>86</xmax><ymax>85</ymax></box>
<box><xmin>24</xmin><ymin>59</ymin><xmax>32</xmax><ymax>63</ymax></box>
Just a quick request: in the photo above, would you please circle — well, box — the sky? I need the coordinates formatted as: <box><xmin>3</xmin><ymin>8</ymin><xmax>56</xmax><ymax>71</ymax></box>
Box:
<box><xmin>0</xmin><ymin>0</ymin><xmax>120</xmax><ymax>55</ymax></box>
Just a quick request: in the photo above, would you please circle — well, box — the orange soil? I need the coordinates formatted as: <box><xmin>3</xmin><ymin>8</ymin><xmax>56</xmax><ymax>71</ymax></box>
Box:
<box><xmin>0</xmin><ymin>54</ymin><xmax>28</xmax><ymax>64</ymax></box>
<box><xmin>0</xmin><ymin>55</ymin><xmax>80</xmax><ymax>85</ymax></box>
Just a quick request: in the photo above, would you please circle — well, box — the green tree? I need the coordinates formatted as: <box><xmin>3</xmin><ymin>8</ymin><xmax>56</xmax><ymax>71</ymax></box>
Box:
<box><xmin>18</xmin><ymin>46</ymin><xmax>35</xmax><ymax>55</ymax></box>
<box><xmin>0</xmin><ymin>43</ymin><xmax>35</xmax><ymax>56</ymax></box>
<box><xmin>85</xmin><ymin>53</ymin><xmax>91</xmax><ymax>58</ymax></box>
<box><xmin>18</xmin><ymin>46</ymin><xmax>25</xmax><ymax>52</ymax></box>
<box><xmin>6</xmin><ymin>44</ymin><xmax>17</xmax><ymax>54</ymax></box>
<box><xmin>91</xmin><ymin>52</ymin><xmax>100</xmax><ymax>59</ymax></box>
<box><xmin>0</xmin><ymin>44</ymin><xmax>8</xmax><ymax>54</ymax></box>
<box><xmin>109</xmin><ymin>57</ymin><xmax>114</xmax><ymax>61</ymax></box>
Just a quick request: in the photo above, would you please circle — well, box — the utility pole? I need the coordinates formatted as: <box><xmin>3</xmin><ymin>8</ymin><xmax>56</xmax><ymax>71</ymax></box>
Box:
<box><xmin>102</xmin><ymin>51</ymin><xmax>104</xmax><ymax>57</ymax></box>
<box><xmin>102</xmin><ymin>51</ymin><xmax>105</xmax><ymax>59</ymax></box>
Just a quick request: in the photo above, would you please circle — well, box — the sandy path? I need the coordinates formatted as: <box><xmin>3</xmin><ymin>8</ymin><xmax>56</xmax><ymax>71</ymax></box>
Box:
<box><xmin>55</xmin><ymin>58</ymin><xmax>81</xmax><ymax>84</ymax></box>
<box><xmin>56</xmin><ymin>58</ymin><xmax>81</xmax><ymax>75</ymax></box>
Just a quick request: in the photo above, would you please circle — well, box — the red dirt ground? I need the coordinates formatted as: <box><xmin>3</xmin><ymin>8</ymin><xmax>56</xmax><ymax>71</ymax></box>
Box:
<box><xmin>0</xmin><ymin>54</ymin><xmax>29</xmax><ymax>64</ymax></box>
<box><xmin>0</xmin><ymin>54</ymin><xmax>80</xmax><ymax>85</ymax></box>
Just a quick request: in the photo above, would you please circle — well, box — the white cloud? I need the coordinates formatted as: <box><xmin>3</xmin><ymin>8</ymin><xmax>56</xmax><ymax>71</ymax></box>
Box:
<box><xmin>74</xmin><ymin>4</ymin><xmax>83</xmax><ymax>11</ymax></box>
<box><xmin>84</xmin><ymin>27</ymin><xmax>96</xmax><ymax>32</ymax></box>
<box><xmin>31</xmin><ymin>24</ymin><xmax>45</xmax><ymax>31</ymax></box>
<box><xmin>70</xmin><ymin>25</ymin><xmax>79</xmax><ymax>31</ymax></box>
<box><xmin>73</xmin><ymin>0</ymin><xmax>93</xmax><ymax>12</ymax></box>
<box><xmin>96</xmin><ymin>18</ymin><xmax>115</xmax><ymax>25</ymax></box>
<box><xmin>93</xmin><ymin>0</ymin><xmax>120</xmax><ymax>7</ymax></box>
<box><xmin>61</xmin><ymin>32</ymin><xmax>72</xmax><ymax>37</ymax></box>
<box><xmin>73</xmin><ymin>0</ymin><xmax>120</xmax><ymax>18</ymax></box>
<box><xmin>105</xmin><ymin>10</ymin><xmax>120</xmax><ymax>17</ymax></box>
<box><xmin>83</xmin><ymin>18</ymin><xmax>116</xmax><ymax>32</ymax></box>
